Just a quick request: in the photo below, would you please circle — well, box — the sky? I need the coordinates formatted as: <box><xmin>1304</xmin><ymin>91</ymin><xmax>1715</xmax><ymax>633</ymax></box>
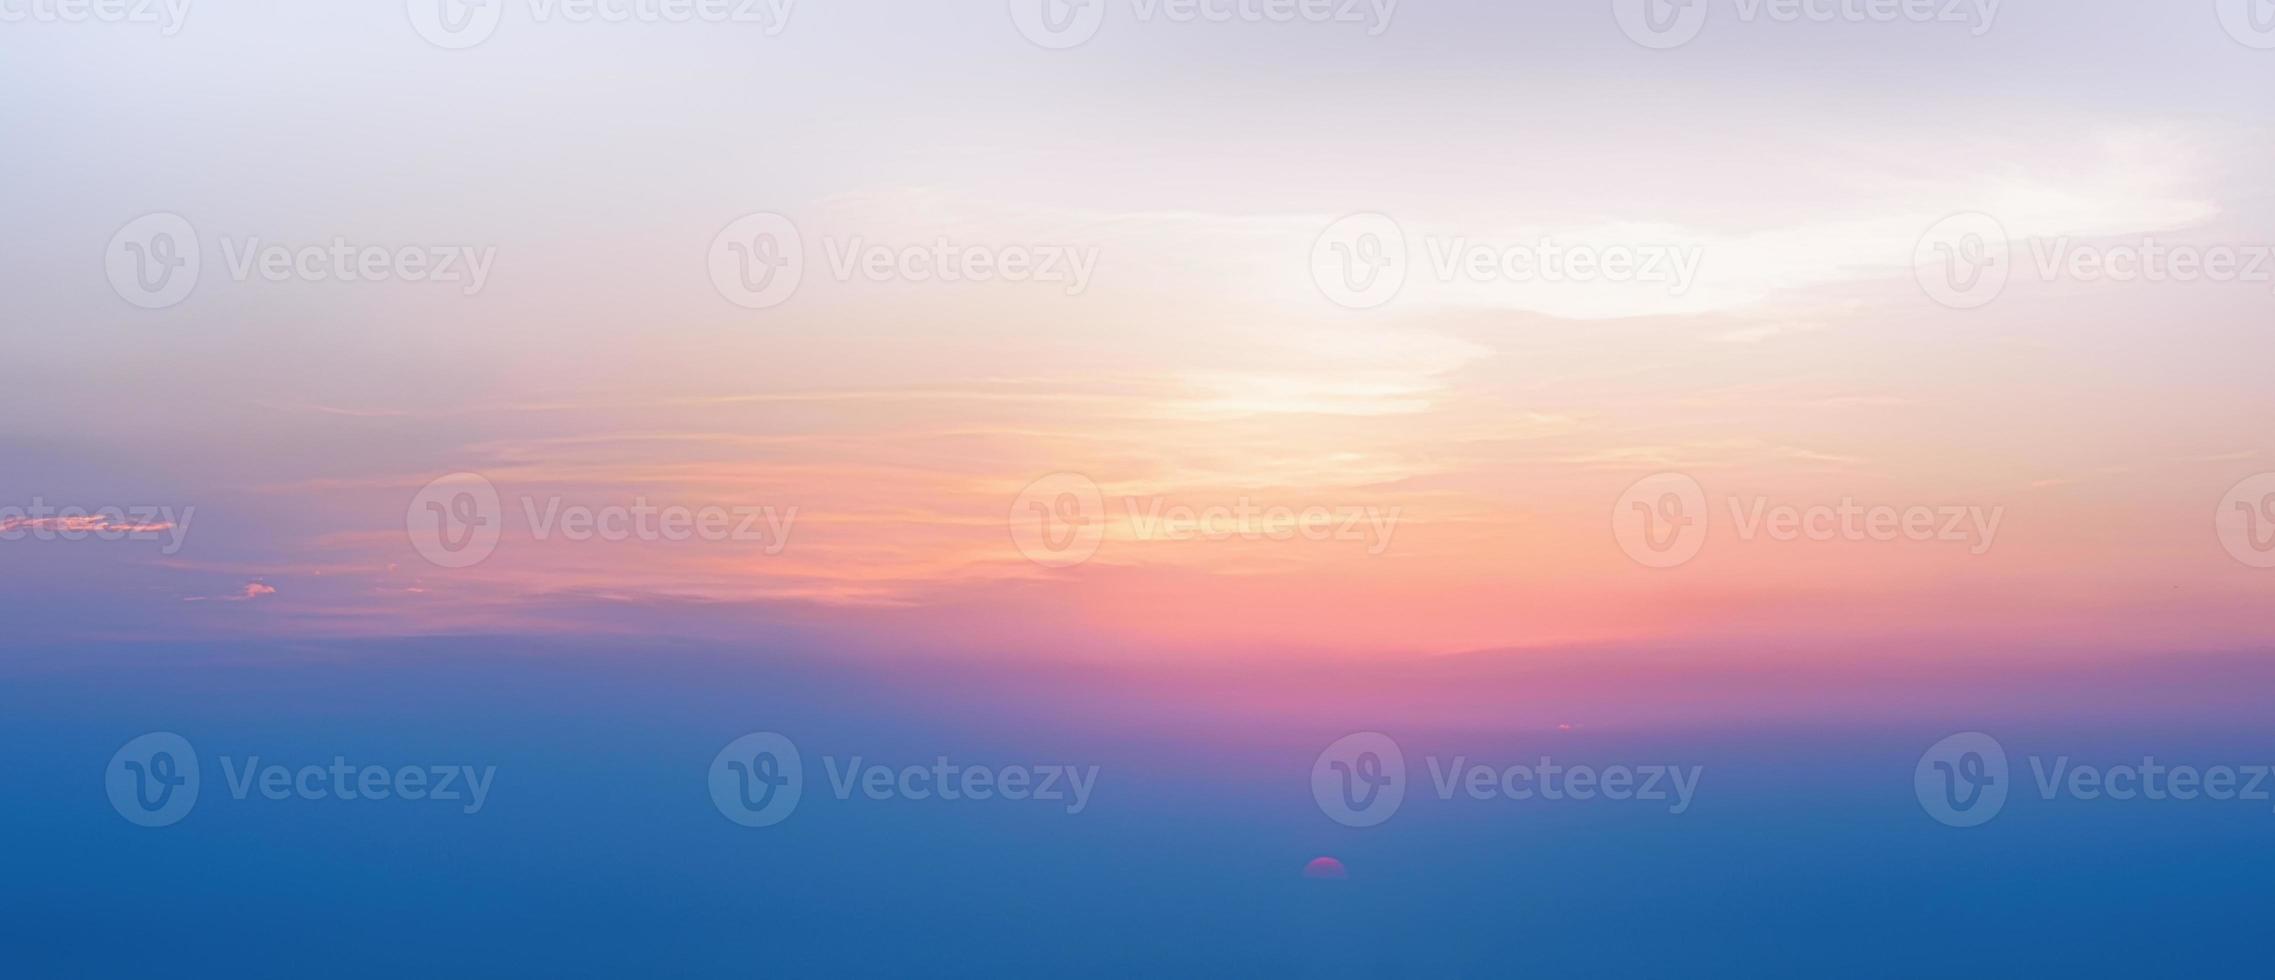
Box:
<box><xmin>4</xmin><ymin>2</ymin><xmax>2275</xmax><ymax>975</ymax></box>
<box><xmin>4</xmin><ymin>1</ymin><xmax>2272</xmax><ymax>667</ymax></box>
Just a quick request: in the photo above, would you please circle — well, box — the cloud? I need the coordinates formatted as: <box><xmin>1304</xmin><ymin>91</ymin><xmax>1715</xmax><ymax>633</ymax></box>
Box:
<box><xmin>185</xmin><ymin>581</ymin><xmax>277</xmax><ymax>603</ymax></box>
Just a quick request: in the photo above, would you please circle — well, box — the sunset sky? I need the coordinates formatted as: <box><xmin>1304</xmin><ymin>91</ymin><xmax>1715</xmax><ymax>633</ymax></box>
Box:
<box><xmin>7</xmin><ymin>1</ymin><xmax>2270</xmax><ymax>670</ymax></box>
<box><xmin>8</xmin><ymin>2</ymin><xmax>2275</xmax><ymax>975</ymax></box>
